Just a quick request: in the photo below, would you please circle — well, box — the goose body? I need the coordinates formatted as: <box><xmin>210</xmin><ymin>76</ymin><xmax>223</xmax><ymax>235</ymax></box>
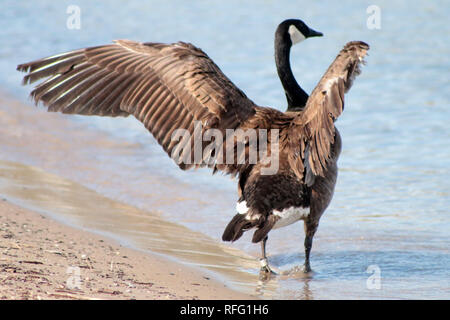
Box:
<box><xmin>17</xmin><ymin>19</ymin><xmax>369</xmax><ymax>274</ymax></box>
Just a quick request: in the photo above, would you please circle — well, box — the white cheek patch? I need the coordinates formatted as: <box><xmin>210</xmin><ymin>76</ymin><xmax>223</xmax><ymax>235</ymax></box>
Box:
<box><xmin>272</xmin><ymin>206</ymin><xmax>310</xmax><ymax>229</ymax></box>
<box><xmin>288</xmin><ymin>25</ymin><xmax>306</xmax><ymax>45</ymax></box>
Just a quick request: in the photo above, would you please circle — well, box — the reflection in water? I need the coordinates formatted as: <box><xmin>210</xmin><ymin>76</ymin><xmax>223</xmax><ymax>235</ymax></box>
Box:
<box><xmin>0</xmin><ymin>160</ymin><xmax>278</xmax><ymax>298</ymax></box>
<box><xmin>279</xmin><ymin>267</ymin><xmax>314</xmax><ymax>300</ymax></box>
<box><xmin>301</xmin><ymin>280</ymin><xmax>313</xmax><ymax>300</ymax></box>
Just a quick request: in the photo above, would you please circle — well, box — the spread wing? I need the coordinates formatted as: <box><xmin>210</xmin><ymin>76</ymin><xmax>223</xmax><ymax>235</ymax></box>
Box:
<box><xmin>288</xmin><ymin>41</ymin><xmax>369</xmax><ymax>183</ymax></box>
<box><xmin>17</xmin><ymin>40</ymin><xmax>276</xmax><ymax>175</ymax></box>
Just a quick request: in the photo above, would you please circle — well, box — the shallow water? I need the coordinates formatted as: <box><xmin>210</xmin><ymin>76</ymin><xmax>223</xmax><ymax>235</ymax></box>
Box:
<box><xmin>1</xmin><ymin>0</ymin><xmax>449</xmax><ymax>299</ymax></box>
<box><xmin>0</xmin><ymin>160</ymin><xmax>277</xmax><ymax>297</ymax></box>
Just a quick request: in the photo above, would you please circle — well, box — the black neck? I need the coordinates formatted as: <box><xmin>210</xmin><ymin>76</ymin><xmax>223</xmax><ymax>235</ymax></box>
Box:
<box><xmin>274</xmin><ymin>34</ymin><xmax>309</xmax><ymax>111</ymax></box>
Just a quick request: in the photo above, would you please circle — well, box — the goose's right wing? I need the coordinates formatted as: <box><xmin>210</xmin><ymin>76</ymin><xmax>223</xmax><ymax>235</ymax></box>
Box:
<box><xmin>288</xmin><ymin>41</ymin><xmax>369</xmax><ymax>181</ymax></box>
<box><xmin>17</xmin><ymin>40</ymin><xmax>270</xmax><ymax>175</ymax></box>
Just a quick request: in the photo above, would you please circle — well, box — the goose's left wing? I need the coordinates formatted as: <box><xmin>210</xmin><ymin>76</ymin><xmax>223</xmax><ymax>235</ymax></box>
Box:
<box><xmin>288</xmin><ymin>41</ymin><xmax>369</xmax><ymax>181</ymax></box>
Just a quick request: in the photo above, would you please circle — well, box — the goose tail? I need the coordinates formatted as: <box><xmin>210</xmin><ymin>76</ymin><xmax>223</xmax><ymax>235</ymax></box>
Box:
<box><xmin>222</xmin><ymin>213</ymin><xmax>257</xmax><ymax>242</ymax></box>
<box><xmin>222</xmin><ymin>213</ymin><xmax>278</xmax><ymax>244</ymax></box>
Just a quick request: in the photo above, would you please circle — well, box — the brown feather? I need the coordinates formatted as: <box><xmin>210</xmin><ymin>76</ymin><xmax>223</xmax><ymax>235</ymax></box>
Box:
<box><xmin>17</xmin><ymin>40</ymin><xmax>270</xmax><ymax>176</ymax></box>
<box><xmin>288</xmin><ymin>41</ymin><xmax>369</xmax><ymax>179</ymax></box>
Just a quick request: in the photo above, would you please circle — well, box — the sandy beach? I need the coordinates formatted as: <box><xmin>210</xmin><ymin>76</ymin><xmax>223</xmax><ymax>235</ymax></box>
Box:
<box><xmin>0</xmin><ymin>198</ymin><xmax>253</xmax><ymax>300</ymax></box>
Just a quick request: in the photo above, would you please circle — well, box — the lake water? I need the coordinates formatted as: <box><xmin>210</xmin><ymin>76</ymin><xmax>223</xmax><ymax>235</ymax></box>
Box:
<box><xmin>0</xmin><ymin>0</ymin><xmax>449</xmax><ymax>299</ymax></box>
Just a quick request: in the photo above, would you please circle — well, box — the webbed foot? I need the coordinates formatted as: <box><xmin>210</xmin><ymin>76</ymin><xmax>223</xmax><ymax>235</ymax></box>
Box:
<box><xmin>259</xmin><ymin>258</ymin><xmax>277</xmax><ymax>280</ymax></box>
<box><xmin>302</xmin><ymin>262</ymin><xmax>312</xmax><ymax>273</ymax></box>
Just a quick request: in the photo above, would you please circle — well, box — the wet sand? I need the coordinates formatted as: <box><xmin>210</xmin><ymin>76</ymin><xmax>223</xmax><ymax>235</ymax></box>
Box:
<box><xmin>0</xmin><ymin>199</ymin><xmax>253</xmax><ymax>300</ymax></box>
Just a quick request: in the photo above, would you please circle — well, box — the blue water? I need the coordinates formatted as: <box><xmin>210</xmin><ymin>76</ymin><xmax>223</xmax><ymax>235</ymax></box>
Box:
<box><xmin>1</xmin><ymin>0</ymin><xmax>449</xmax><ymax>299</ymax></box>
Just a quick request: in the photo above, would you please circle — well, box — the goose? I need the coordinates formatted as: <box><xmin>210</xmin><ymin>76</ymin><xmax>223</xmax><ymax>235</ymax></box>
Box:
<box><xmin>17</xmin><ymin>19</ymin><xmax>369</xmax><ymax>275</ymax></box>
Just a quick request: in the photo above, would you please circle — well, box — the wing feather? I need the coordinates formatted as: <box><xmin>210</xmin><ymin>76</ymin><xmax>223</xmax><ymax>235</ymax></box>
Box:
<box><xmin>289</xmin><ymin>41</ymin><xmax>369</xmax><ymax>180</ymax></box>
<box><xmin>17</xmin><ymin>39</ymin><xmax>273</xmax><ymax>175</ymax></box>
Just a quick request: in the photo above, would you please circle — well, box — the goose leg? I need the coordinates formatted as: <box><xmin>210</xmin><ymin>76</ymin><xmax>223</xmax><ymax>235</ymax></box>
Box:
<box><xmin>303</xmin><ymin>235</ymin><xmax>313</xmax><ymax>273</ymax></box>
<box><xmin>303</xmin><ymin>221</ymin><xmax>318</xmax><ymax>273</ymax></box>
<box><xmin>259</xmin><ymin>236</ymin><xmax>276</xmax><ymax>277</ymax></box>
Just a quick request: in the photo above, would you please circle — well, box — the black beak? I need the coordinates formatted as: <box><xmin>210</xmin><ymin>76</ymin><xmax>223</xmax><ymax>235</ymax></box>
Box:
<box><xmin>308</xmin><ymin>28</ymin><xmax>323</xmax><ymax>38</ymax></box>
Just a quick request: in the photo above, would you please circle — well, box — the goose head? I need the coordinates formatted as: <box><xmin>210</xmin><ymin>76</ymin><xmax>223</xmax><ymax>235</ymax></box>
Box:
<box><xmin>277</xmin><ymin>19</ymin><xmax>323</xmax><ymax>46</ymax></box>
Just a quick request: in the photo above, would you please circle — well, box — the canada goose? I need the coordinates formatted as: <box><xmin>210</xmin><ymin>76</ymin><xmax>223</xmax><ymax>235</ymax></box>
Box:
<box><xmin>17</xmin><ymin>19</ymin><xmax>369</xmax><ymax>275</ymax></box>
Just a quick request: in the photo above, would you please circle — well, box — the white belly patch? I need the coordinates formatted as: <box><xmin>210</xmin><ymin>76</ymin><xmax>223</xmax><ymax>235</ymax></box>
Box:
<box><xmin>272</xmin><ymin>206</ymin><xmax>310</xmax><ymax>229</ymax></box>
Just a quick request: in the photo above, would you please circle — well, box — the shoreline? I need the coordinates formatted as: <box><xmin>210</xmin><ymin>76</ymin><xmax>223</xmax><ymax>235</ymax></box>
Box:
<box><xmin>0</xmin><ymin>90</ymin><xmax>267</xmax><ymax>300</ymax></box>
<box><xmin>0</xmin><ymin>198</ymin><xmax>254</xmax><ymax>300</ymax></box>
